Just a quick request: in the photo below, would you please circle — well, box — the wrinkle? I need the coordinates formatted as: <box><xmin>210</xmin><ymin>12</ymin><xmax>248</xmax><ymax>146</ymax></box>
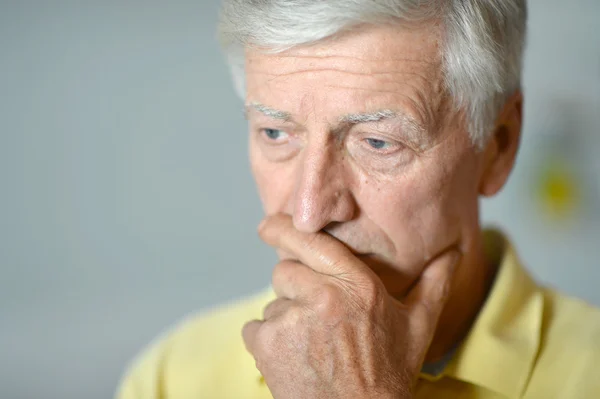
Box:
<box><xmin>253</xmin><ymin>68</ymin><xmax>435</xmax><ymax>82</ymax></box>
<box><xmin>259</xmin><ymin>52</ymin><xmax>440</xmax><ymax>67</ymax></box>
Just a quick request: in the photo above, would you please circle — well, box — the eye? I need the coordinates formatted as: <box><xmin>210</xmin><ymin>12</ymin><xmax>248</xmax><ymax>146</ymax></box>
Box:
<box><xmin>365</xmin><ymin>138</ymin><xmax>391</xmax><ymax>150</ymax></box>
<box><xmin>262</xmin><ymin>128</ymin><xmax>289</xmax><ymax>142</ymax></box>
<box><xmin>347</xmin><ymin>134</ymin><xmax>411</xmax><ymax>171</ymax></box>
<box><xmin>256</xmin><ymin>127</ymin><xmax>299</xmax><ymax>162</ymax></box>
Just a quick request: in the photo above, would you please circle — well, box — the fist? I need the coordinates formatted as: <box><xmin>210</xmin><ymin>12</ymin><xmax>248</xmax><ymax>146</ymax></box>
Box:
<box><xmin>243</xmin><ymin>214</ymin><xmax>460</xmax><ymax>399</ymax></box>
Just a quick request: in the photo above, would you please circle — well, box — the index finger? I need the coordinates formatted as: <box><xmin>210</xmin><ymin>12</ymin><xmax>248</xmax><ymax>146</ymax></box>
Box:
<box><xmin>258</xmin><ymin>214</ymin><xmax>372</xmax><ymax>277</ymax></box>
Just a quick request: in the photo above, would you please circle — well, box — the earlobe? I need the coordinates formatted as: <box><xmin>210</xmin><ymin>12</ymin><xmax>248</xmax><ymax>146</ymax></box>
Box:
<box><xmin>478</xmin><ymin>92</ymin><xmax>523</xmax><ymax>197</ymax></box>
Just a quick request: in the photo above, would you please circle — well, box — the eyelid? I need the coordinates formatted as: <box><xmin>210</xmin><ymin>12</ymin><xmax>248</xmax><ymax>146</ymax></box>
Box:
<box><xmin>261</xmin><ymin>127</ymin><xmax>288</xmax><ymax>134</ymax></box>
<box><xmin>262</xmin><ymin>128</ymin><xmax>288</xmax><ymax>133</ymax></box>
<box><xmin>251</xmin><ymin>117</ymin><xmax>296</xmax><ymax>130</ymax></box>
<box><xmin>359</xmin><ymin>132</ymin><xmax>399</xmax><ymax>145</ymax></box>
<box><xmin>358</xmin><ymin>135</ymin><xmax>404</xmax><ymax>155</ymax></box>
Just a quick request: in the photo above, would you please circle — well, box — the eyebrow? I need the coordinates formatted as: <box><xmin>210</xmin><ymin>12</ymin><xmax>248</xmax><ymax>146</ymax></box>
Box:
<box><xmin>246</xmin><ymin>103</ymin><xmax>399</xmax><ymax>124</ymax></box>
<box><xmin>245</xmin><ymin>103</ymin><xmax>292</xmax><ymax>122</ymax></box>
<box><xmin>339</xmin><ymin>109</ymin><xmax>398</xmax><ymax>124</ymax></box>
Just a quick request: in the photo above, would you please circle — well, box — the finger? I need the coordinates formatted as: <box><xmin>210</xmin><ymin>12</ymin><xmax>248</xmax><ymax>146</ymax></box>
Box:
<box><xmin>259</xmin><ymin>214</ymin><xmax>372</xmax><ymax>278</ymax></box>
<box><xmin>405</xmin><ymin>247</ymin><xmax>461</xmax><ymax>325</ymax></box>
<box><xmin>272</xmin><ymin>260</ymin><xmax>322</xmax><ymax>300</ymax></box>
<box><xmin>242</xmin><ymin>319</ymin><xmax>263</xmax><ymax>356</ymax></box>
<box><xmin>262</xmin><ymin>297</ymin><xmax>293</xmax><ymax>320</ymax></box>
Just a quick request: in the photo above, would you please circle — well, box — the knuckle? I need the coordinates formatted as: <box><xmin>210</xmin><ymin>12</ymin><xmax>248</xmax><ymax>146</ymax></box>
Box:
<box><xmin>271</xmin><ymin>261</ymin><xmax>293</xmax><ymax>289</ymax></box>
<box><xmin>253</xmin><ymin>314</ymin><xmax>300</xmax><ymax>372</ymax></box>
<box><xmin>314</xmin><ymin>284</ymin><xmax>343</xmax><ymax>320</ymax></box>
<box><xmin>262</xmin><ymin>299</ymin><xmax>278</xmax><ymax>320</ymax></box>
<box><xmin>318</xmin><ymin>284</ymin><xmax>340</xmax><ymax>306</ymax></box>
<box><xmin>357</xmin><ymin>276</ymin><xmax>383</xmax><ymax>309</ymax></box>
<box><xmin>282</xmin><ymin>304</ymin><xmax>303</xmax><ymax>326</ymax></box>
<box><xmin>255</xmin><ymin>322</ymin><xmax>277</xmax><ymax>358</ymax></box>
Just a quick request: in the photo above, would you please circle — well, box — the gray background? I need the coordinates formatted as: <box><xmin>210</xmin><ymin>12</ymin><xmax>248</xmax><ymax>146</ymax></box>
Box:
<box><xmin>0</xmin><ymin>1</ymin><xmax>598</xmax><ymax>398</ymax></box>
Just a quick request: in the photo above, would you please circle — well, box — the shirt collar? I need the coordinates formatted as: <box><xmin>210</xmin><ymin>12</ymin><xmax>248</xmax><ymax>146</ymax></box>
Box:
<box><xmin>438</xmin><ymin>229</ymin><xmax>544</xmax><ymax>398</ymax></box>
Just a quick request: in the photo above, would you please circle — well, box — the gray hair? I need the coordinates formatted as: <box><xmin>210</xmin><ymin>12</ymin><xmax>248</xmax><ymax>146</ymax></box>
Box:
<box><xmin>217</xmin><ymin>0</ymin><xmax>527</xmax><ymax>148</ymax></box>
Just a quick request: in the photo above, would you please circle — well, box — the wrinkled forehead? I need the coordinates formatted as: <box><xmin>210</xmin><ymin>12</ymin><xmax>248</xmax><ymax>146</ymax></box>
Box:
<box><xmin>244</xmin><ymin>23</ymin><xmax>447</xmax><ymax>133</ymax></box>
<box><xmin>246</xmin><ymin>22</ymin><xmax>442</xmax><ymax>75</ymax></box>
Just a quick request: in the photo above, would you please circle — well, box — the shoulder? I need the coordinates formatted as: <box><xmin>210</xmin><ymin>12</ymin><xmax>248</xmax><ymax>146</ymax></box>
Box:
<box><xmin>115</xmin><ymin>289</ymin><xmax>273</xmax><ymax>399</ymax></box>
<box><xmin>525</xmin><ymin>288</ymin><xmax>600</xmax><ymax>398</ymax></box>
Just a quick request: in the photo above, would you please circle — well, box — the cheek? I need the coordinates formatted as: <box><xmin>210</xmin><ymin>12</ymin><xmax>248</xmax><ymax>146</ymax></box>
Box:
<box><xmin>361</xmin><ymin>179</ymin><xmax>440</xmax><ymax>262</ymax></box>
<box><xmin>360</xmin><ymin>155</ymin><xmax>477</xmax><ymax>264</ymax></box>
<box><xmin>249</xmin><ymin>138</ymin><xmax>297</xmax><ymax>215</ymax></box>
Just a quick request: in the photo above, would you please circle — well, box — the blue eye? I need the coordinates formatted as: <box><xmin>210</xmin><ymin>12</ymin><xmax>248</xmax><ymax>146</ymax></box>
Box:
<box><xmin>366</xmin><ymin>138</ymin><xmax>389</xmax><ymax>149</ymax></box>
<box><xmin>263</xmin><ymin>128</ymin><xmax>288</xmax><ymax>141</ymax></box>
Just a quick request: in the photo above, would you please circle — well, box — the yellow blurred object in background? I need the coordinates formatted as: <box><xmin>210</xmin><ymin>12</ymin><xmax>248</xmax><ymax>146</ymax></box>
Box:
<box><xmin>536</xmin><ymin>157</ymin><xmax>581</xmax><ymax>220</ymax></box>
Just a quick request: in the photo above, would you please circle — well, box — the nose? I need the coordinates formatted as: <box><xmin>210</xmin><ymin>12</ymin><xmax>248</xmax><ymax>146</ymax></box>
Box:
<box><xmin>292</xmin><ymin>140</ymin><xmax>356</xmax><ymax>233</ymax></box>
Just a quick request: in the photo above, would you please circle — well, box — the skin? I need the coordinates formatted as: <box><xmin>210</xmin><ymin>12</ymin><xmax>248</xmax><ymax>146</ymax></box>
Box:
<box><xmin>242</xmin><ymin>22</ymin><xmax>522</xmax><ymax>398</ymax></box>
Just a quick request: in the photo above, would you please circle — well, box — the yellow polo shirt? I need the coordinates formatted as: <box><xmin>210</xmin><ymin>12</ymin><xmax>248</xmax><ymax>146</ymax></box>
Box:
<box><xmin>116</xmin><ymin>232</ymin><xmax>600</xmax><ymax>398</ymax></box>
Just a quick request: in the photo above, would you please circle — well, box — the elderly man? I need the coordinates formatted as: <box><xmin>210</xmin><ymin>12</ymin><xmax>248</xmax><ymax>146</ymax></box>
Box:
<box><xmin>117</xmin><ymin>1</ymin><xmax>600</xmax><ymax>398</ymax></box>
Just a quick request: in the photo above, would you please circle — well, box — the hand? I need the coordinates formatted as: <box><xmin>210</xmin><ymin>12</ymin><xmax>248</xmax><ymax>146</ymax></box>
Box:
<box><xmin>243</xmin><ymin>214</ymin><xmax>461</xmax><ymax>399</ymax></box>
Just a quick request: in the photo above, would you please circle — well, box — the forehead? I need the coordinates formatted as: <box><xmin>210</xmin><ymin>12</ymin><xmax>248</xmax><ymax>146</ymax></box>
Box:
<box><xmin>245</xmin><ymin>22</ymin><xmax>445</xmax><ymax>128</ymax></box>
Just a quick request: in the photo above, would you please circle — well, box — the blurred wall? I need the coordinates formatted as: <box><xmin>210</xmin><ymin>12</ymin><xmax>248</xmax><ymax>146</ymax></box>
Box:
<box><xmin>0</xmin><ymin>1</ymin><xmax>598</xmax><ymax>398</ymax></box>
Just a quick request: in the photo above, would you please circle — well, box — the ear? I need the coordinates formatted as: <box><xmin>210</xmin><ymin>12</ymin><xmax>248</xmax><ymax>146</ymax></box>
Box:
<box><xmin>479</xmin><ymin>91</ymin><xmax>523</xmax><ymax>197</ymax></box>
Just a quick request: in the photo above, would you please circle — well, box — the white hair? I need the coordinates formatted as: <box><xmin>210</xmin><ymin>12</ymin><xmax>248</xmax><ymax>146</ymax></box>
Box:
<box><xmin>217</xmin><ymin>0</ymin><xmax>527</xmax><ymax>148</ymax></box>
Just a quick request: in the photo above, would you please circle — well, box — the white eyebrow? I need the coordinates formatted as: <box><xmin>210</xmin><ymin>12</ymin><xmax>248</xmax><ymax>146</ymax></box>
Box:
<box><xmin>247</xmin><ymin>105</ymin><xmax>410</xmax><ymax>126</ymax></box>
<box><xmin>339</xmin><ymin>109</ymin><xmax>397</xmax><ymax>124</ymax></box>
<box><xmin>245</xmin><ymin>102</ymin><xmax>292</xmax><ymax>121</ymax></box>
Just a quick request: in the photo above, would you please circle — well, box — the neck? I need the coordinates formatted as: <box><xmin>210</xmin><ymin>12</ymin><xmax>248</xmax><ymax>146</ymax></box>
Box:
<box><xmin>424</xmin><ymin>231</ymin><xmax>499</xmax><ymax>363</ymax></box>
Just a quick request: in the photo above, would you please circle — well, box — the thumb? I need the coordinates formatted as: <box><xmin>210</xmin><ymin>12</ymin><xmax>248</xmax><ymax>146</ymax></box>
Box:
<box><xmin>404</xmin><ymin>247</ymin><xmax>462</xmax><ymax>324</ymax></box>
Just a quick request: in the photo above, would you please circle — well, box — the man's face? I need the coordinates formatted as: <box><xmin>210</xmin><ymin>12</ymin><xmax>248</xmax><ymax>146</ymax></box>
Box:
<box><xmin>245</xmin><ymin>23</ymin><xmax>488</xmax><ymax>296</ymax></box>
